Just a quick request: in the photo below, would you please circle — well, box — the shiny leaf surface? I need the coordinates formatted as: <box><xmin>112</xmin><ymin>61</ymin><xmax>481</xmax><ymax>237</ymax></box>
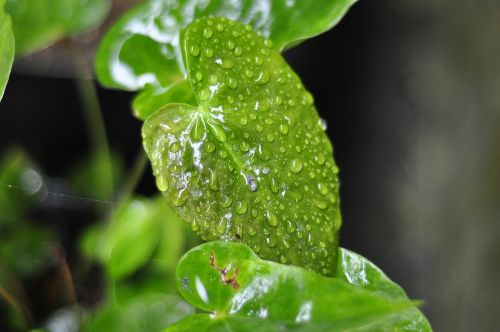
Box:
<box><xmin>338</xmin><ymin>249</ymin><xmax>433</xmax><ymax>331</ymax></box>
<box><xmin>0</xmin><ymin>0</ymin><xmax>14</xmax><ymax>101</ymax></box>
<box><xmin>6</xmin><ymin>0</ymin><xmax>111</xmax><ymax>54</ymax></box>
<box><xmin>172</xmin><ymin>242</ymin><xmax>416</xmax><ymax>331</ymax></box>
<box><xmin>95</xmin><ymin>0</ymin><xmax>357</xmax><ymax>91</ymax></box>
<box><xmin>142</xmin><ymin>17</ymin><xmax>341</xmax><ymax>275</ymax></box>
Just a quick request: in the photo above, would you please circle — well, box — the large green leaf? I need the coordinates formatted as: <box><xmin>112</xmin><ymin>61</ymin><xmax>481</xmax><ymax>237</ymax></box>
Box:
<box><xmin>169</xmin><ymin>242</ymin><xmax>418</xmax><ymax>332</ymax></box>
<box><xmin>0</xmin><ymin>0</ymin><xmax>14</xmax><ymax>101</ymax></box>
<box><xmin>95</xmin><ymin>0</ymin><xmax>357</xmax><ymax>92</ymax></box>
<box><xmin>6</xmin><ymin>0</ymin><xmax>111</xmax><ymax>55</ymax></box>
<box><xmin>142</xmin><ymin>17</ymin><xmax>341</xmax><ymax>275</ymax></box>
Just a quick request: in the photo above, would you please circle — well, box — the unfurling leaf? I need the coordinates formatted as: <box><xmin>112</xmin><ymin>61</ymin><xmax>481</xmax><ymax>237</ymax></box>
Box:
<box><xmin>142</xmin><ymin>17</ymin><xmax>341</xmax><ymax>276</ymax></box>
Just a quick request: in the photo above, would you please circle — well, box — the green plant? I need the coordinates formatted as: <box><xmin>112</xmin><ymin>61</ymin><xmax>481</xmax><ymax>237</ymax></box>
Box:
<box><xmin>0</xmin><ymin>0</ymin><xmax>432</xmax><ymax>331</ymax></box>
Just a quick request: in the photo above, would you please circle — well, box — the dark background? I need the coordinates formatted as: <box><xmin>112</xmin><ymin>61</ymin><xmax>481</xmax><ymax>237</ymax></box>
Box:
<box><xmin>1</xmin><ymin>0</ymin><xmax>499</xmax><ymax>331</ymax></box>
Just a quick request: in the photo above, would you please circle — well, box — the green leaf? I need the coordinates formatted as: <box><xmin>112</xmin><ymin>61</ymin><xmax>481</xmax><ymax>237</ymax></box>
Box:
<box><xmin>82</xmin><ymin>197</ymin><xmax>184</xmax><ymax>281</ymax></box>
<box><xmin>0</xmin><ymin>0</ymin><xmax>14</xmax><ymax>101</ymax></box>
<box><xmin>133</xmin><ymin>80</ymin><xmax>196</xmax><ymax>120</ymax></box>
<box><xmin>83</xmin><ymin>294</ymin><xmax>194</xmax><ymax>332</ymax></box>
<box><xmin>95</xmin><ymin>0</ymin><xmax>357</xmax><ymax>91</ymax></box>
<box><xmin>337</xmin><ymin>248</ymin><xmax>433</xmax><ymax>331</ymax></box>
<box><xmin>142</xmin><ymin>17</ymin><xmax>341</xmax><ymax>275</ymax></box>
<box><xmin>6</xmin><ymin>0</ymin><xmax>111</xmax><ymax>54</ymax></box>
<box><xmin>172</xmin><ymin>241</ymin><xmax>416</xmax><ymax>331</ymax></box>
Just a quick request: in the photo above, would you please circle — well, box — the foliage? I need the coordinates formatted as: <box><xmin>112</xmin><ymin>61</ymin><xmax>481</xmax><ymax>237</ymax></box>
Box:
<box><xmin>5</xmin><ymin>0</ymin><xmax>111</xmax><ymax>54</ymax></box>
<box><xmin>0</xmin><ymin>0</ymin><xmax>433</xmax><ymax>331</ymax></box>
<box><xmin>0</xmin><ymin>0</ymin><xmax>14</xmax><ymax>101</ymax></box>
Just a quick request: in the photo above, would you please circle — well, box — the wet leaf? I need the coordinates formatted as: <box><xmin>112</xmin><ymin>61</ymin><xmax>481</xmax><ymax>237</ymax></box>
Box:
<box><xmin>338</xmin><ymin>249</ymin><xmax>433</xmax><ymax>331</ymax></box>
<box><xmin>0</xmin><ymin>0</ymin><xmax>14</xmax><ymax>101</ymax></box>
<box><xmin>171</xmin><ymin>241</ymin><xmax>417</xmax><ymax>331</ymax></box>
<box><xmin>95</xmin><ymin>0</ymin><xmax>357</xmax><ymax>91</ymax></box>
<box><xmin>142</xmin><ymin>17</ymin><xmax>341</xmax><ymax>275</ymax></box>
<box><xmin>6</xmin><ymin>0</ymin><xmax>111</xmax><ymax>54</ymax></box>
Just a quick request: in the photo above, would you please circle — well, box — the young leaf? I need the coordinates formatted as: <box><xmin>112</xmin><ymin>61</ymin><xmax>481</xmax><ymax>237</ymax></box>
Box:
<box><xmin>95</xmin><ymin>0</ymin><xmax>357</xmax><ymax>91</ymax></box>
<box><xmin>172</xmin><ymin>242</ymin><xmax>415</xmax><ymax>331</ymax></box>
<box><xmin>338</xmin><ymin>248</ymin><xmax>433</xmax><ymax>331</ymax></box>
<box><xmin>5</xmin><ymin>0</ymin><xmax>111</xmax><ymax>54</ymax></box>
<box><xmin>142</xmin><ymin>17</ymin><xmax>341</xmax><ymax>276</ymax></box>
<box><xmin>0</xmin><ymin>0</ymin><xmax>14</xmax><ymax>101</ymax></box>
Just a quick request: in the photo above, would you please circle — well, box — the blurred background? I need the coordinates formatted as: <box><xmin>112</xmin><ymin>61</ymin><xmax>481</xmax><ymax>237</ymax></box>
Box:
<box><xmin>1</xmin><ymin>0</ymin><xmax>499</xmax><ymax>331</ymax></box>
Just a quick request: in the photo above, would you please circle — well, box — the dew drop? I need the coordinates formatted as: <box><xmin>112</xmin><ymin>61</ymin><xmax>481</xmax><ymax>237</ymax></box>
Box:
<box><xmin>208</xmin><ymin>74</ymin><xmax>218</xmax><ymax>85</ymax></box>
<box><xmin>203</xmin><ymin>27</ymin><xmax>213</xmax><ymax>39</ymax></box>
<box><xmin>190</xmin><ymin>44</ymin><xmax>200</xmax><ymax>56</ymax></box>
<box><xmin>208</xmin><ymin>169</ymin><xmax>218</xmax><ymax>191</ymax></box>
<box><xmin>203</xmin><ymin>47</ymin><xmax>214</xmax><ymax>58</ymax></box>
<box><xmin>289</xmin><ymin>159</ymin><xmax>303</xmax><ymax>173</ymax></box>
<box><xmin>195</xmin><ymin>71</ymin><xmax>203</xmax><ymax>81</ymax></box>
<box><xmin>265</xmin><ymin>212</ymin><xmax>278</xmax><ymax>227</ymax></box>
<box><xmin>264</xmin><ymin>39</ymin><xmax>273</xmax><ymax>48</ymax></box>
<box><xmin>220</xmin><ymin>58</ymin><xmax>235</xmax><ymax>69</ymax></box>
<box><xmin>315</xmin><ymin>154</ymin><xmax>325</xmax><ymax>165</ymax></box>
<box><xmin>318</xmin><ymin>183</ymin><xmax>328</xmax><ymax>195</ymax></box>
<box><xmin>239</xmin><ymin>141</ymin><xmax>250</xmax><ymax>152</ymax></box>
<box><xmin>235</xmin><ymin>201</ymin><xmax>248</xmax><ymax>214</ymax></box>
<box><xmin>239</xmin><ymin>117</ymin><xmax>248</xmax><ymax>126</ymax></box>
<box><xmin>244</xmin><ymin>69</ymin><xmax>254</xmax><ymax>78</ymax></box>
<box><xmin>314</xmin><ymin>198</ymin><xmax>328</xmax><ymax>210</ymax></box>
<box><xmin>228</xmin><ymin>77</ymin><xmax>238</xmax><ymax>89</ymax></box>
<box><xmin>205</xmin><ymin>142</ymin><xmax>216</xmax><ymax>153</ymax></box>
<box><xmin>222</xmin><ymin>196</ymin><xmax>233</xmax><ymax>208</ymax></box>
<box><xmin>254</xmin><ymin>55</ymin><xmax>264</xmax><ymax>65</ymax></box>
<box><xmin>169</xmin><ymin>142</ymin><xmax>181</xmax><ymax>152</ymax></box>
<box><xmin>198</xmin><ymin>88</ymin><xmax>210</xmax><ymax>101</ymax></box>
<box><xmin>210</xmin><ymin>123</ymin><xmax>227</xmax><ymax>142</ymax></box>
<box><xmin>279</xmin><ymin>124</ymin><xmax>289</xmax><ymax>135</ymax></box>
<box><xmin>286</xmin><ymin>220</ymin><xmax>296</xmax><ymax>233</ymax></box>
<box><xmin>156</xmin><ymin>175</ymin><xmax>169</xmax><ymax>192</ymax></box>
<box><xmin>255</xmin><ymin>70</ymin><xmax>270</xmax><ymax>84</ymax></box>
<box><xmin>226</xmin><ymin>40</ymin><xmax>235</xmax><ymax>50</ymax></box>
<box><xmin>234</xmin><ymin>46</ymin><xmax>243</xmax><ymax>56</ymax></box>
<box><xmin>270</xmin><ymin>178</ymin><xmax>279</xmax><ymax>193</ymax></box>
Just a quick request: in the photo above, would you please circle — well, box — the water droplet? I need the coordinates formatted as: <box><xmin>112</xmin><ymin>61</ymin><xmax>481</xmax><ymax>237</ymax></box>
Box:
<box><xmin>318</xmin><ymin>183</ymin><xmax>328</xmax><ymax>195</ymax></box>
<box><xmin>270</xmin><ymin>178</ymin><xmax>279</xmax><ymax>193</ymax></box>
<box><xmin>239</xmin><ymin>117</ymin><xmax>248</xmax><ymax>126</ymax></box>
<box><xmin>204</xmin><ymin>142</ymin><xmax>215</xmax><ymax>153</ymax></box>
<box><xmin>216</xmin><ymin>218</ymin><xmax>226</xmax><ymax>235</ymax></box>
<box><xmin>208</xmin><ymin>169</ymin><xmax>218</xmax><ymax>191</ymax></box>
<box><xmin>266</xmin><ymin>133</ymin><xmax>275</xmax><ymax>142</ymax></box>
<box><xmin>309</xmin><ymin>171</ymin><xmax>316</xmax><ymax>179</ymax></box>
<box><xmin>285</xmin><ymin>190</ymin><xmax>303</xmax><ymax>202</ymax></box>
<box><xmin>228</xmin><ymin>77</ymin><xmax>238</xmax><ymax>89</ymax></box>
<box><xmin>220</xmin><ymin>58</ymin><xmax>234</xmax><ymax>69</ymax></box>
<box><xmin>203</xmin><ymin>47</ymin><xmax>213</xmax><ymax>58</ymax></box>
<box><xmin>208</xmin><ymin>74</ymin><xmax>218</xmax><ymax>85</ymax></box>
<box><xmin>203</xmin><ymin>27</ymin><xmax>213</xmax><ymax>39</ymax></box>
<box><xmin>195</xmin><ymin>71</ymin><xmax>203</xmax><ymax>81</ymax></box>
<box><xmin>313</xmin><ymin>198</ymin><xmax>328</xmax><ymax>210</ymax></box>
<box><xmin>255</xmin><ymin>70</ymin><xmax>270</xmax><ymax>84</ymax></box>
<box><xmin>219</xmin><ymin>195</ymin><xmax>233</xmax><ymax>208</ymax></box>
<box><xmin>315</xmin><ymin>154</ymin><xmax>325</xmax><ymax>165</ymax></box>
<box><xmin>235</xmin><ymin>201</ymin><xmax>248</xmax><ymax>214</ymax></box>
<box><xmin>264</xmin><ymin>39</ymin><xmax>273</xmax><ymax>48</ymax></box>
<box><xmin>171</xmin><ymin>190</ymin><xmax>188</xmax><ymax>206</ymax></box>
<box><xmin>279</xmin><ymin>124</ymin><xmax>289</xmax><ymax>135</ymax></box>
<box><xmin>216</xmin><ymin>23</ymin><xmax>224</xmax><ymax>32</ymax></box>
<box><xmin>265</xmin><ymin>212</ymin><xmax>278</xmax><ymax>227</ymax></box>
<box><xmin>226</xmin><ymin>40</ymin><xmax>235</xmax><ymax>50</ymax></box>
<box><xmin>169</xmin><ymin>142</ymin><xmax>181</xmax><ymax>152</ymax></box>
<box><xmin>244</xmin><ymin>69</ymin><xmax>254</xmax><ymax>78</ymax></box>
<box><xmin>198</xmin><ymin>88</ymin><xmax>210</xmax><ymax>101</ymax></box>
<box><xmin>190</xmin><ymin>44</ymin><xmax>200</xmax><ymax>56</ymax></box>
<box><xmin>289</xmin><ymin>159</ymin><xmax>303</xmax><ymax>173</ymax></box>
<box><xmin>156</xmin><ymin>175</ymin><xmax>169</xmax><ymax>192</ymax></box>
<box><xmin>210</xmin><ymin>123</ymin><xmax>227</xmax><ymax>142</ymax></box>
<box><xmin>303</xmin><ymin>91</ymin><xmax>314</xmax><ymax>105</ymax></box>
<box><xmin>254</xmin><ymin>55</ymin><xmax>264</xmax><ymax>65</ymax></box>
<box><xmin>239</xmin><ymin>141</ymin><xmax>250</xmax><ymax>152</ymax></box>
<box><xmin>234</xmin><ymin>46</ymin><xmax>243</xmax><ymax>56</ymax></box>
<box><xmin>286</xmin><ymin>220</ymin><xmax>296</xmax><ymax>233</ymax></box>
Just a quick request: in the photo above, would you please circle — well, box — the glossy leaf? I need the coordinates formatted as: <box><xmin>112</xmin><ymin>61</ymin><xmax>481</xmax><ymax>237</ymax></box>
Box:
<box><xmin>6</xmin><ymin>0</ymin><xmax>111</xmax><ymax>54</ymax></box>
<box><xmin>0</xmin><ymin>0</ymin><xmax>14</xmax><ymax>101</ymax></box>
<box><xmin>83</xmin><ymin>294</ymin><xmax>194</xmax><ymax>332</ymax></box>
<box><xmin>81</xmin><ymin>197</ymin><xmax>184</xmax><ymax>281</ymax></box>
<box><xmin>172</xmin><ymin>241</ymin><xmax>416</xmax><ymax>331</ymax></box>
<box><xmin>95</xmin><ymin>0</ymin><xmax>357</xmax><ymax>91</ymax></box>
<box><xmin>143</xmin><ymin>17</ymin><xmax>341</xmax><ymax>275</ymax></box>
<box><xmin>133</xmin><ymin>80</ymin><xmax>196</xmax><ymax>120</ymax></box>
<box><xmin>337</xmin><ymin>249</ymin><xmax>433</xmax><ymax>331</ymax></box>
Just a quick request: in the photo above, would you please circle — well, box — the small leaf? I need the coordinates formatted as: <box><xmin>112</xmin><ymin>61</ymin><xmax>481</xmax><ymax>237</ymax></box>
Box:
<box><xmin>0</xmin><ymin>0</ymin><xmax>14</xmax><ymax>101</ymax></box>
<box><xmin>143</xmin><ymin>17</ymin><xmax>341</xmax><ymax>275</ymax></box>
<box><xmin>95</xmin><ymin>0</ymin><xmax>357</xmax><ymax>91</ymax></box>
<box><xmin>338</xmin><ymin>248</ymin><xmax>433</xmax><ymax>331</ymax></box>
<box><xmin>133</xmin><ymin>80</ymin><xmax>196</xmax><ymax>120</ymax></box>
<box><xmin>173</xmin><ymin>242</ymin><xmax>415</xmax><ymax>331</ymax></box>
<box><xmin>6</xmin><ymin>0</ymin><xmax>111</xmax><ymax>54</ymax></box>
